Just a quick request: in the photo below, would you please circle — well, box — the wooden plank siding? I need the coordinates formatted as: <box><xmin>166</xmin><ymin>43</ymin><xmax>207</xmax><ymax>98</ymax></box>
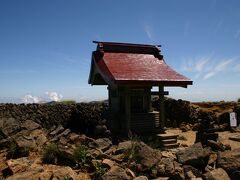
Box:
<box><xmin>130</xmin><ymin>111</ymin><xmax>160</xmax><ymax>133</ymax></box>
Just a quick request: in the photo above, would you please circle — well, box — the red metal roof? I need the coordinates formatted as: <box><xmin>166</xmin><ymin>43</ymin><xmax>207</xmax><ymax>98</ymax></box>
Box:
<box><xmin>89</xmin><ymin>42</ymin><xmax>192</xmax><ymax>87</ymax></box>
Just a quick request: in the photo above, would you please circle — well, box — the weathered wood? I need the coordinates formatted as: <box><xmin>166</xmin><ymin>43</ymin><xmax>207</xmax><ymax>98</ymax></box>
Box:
<box><xmin>159</xmin><ymin>85</ymin><xmax>165</xmax><ymax>129</ymax></box>
<box><xmin>125</xmin><ymin>87</ymin><xmax>131</xmax><ymax>133</ymax></box>
<box><xmin>130</xmin><ymin>111</ymin><xmax>160</xmax><ymax>133</ymax></box>
<box><xmin>151</xmin><ymin>91</ymin><xmax>169</xmax><ymax>95</ymax></box>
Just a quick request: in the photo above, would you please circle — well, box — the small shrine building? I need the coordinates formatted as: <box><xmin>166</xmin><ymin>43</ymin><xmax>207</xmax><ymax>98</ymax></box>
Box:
<box><xmin>89</xmin><ymin>41</ymin><xmax>192</xmax><ymax>134</ymax></box>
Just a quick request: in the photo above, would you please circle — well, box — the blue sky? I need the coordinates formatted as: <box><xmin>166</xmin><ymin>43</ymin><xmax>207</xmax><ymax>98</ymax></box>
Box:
<box><xmin>0</xmin><ymin>0</ymin><xmax>240</xmax><ymax>103</ymax></box>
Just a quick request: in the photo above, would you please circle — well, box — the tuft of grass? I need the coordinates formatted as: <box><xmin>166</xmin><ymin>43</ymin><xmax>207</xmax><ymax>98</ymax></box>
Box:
<box><xmin>42</xmin><ymin>143</ymin><xmax>59</xmax><ymax>164</ymax></box>
<box><xmin>64</xmin><ymin>176</ymin><xmax>73</xmax><ymax>180</ymax></box>
<box><xmin>42</xmin><ymin>143</ymin><xmax>76</xmax><ymax>167</ymax></box>
<box><xmin>124</xmin><ymin>131</ymin><xmax>142</xmax><ymax>164</ymax></box>
<box><xmin>7</xmin><ymin>141</ymin><xmax>29</xmax><ymax>159</ymax></box>
<box><xmin>73</xmin><ymin>145</ymin><xmax>92</xmax><ymax>169</ymax></box>
<box><xmin>93</xmin><ymin>162</ymin><xmax>107</xmax><ymax>178</ymax></box>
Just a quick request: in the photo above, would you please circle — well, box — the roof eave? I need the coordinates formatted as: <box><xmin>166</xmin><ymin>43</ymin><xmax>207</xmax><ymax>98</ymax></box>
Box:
<box><xmin>114</xmin><ymin>80</ymin><xmax>193</xmax><ymax>87</ymax></box>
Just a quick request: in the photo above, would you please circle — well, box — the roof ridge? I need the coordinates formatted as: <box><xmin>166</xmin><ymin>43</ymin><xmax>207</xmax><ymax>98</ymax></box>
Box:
<box><xmin>93</xmin><ymin>41</ymin><xmax>161</xmax><ymax>47</ymax></box>
<box><xmin>93</xmin><ymin>41</ymin><xmax>163</xmax><ymax>59</ymax></box>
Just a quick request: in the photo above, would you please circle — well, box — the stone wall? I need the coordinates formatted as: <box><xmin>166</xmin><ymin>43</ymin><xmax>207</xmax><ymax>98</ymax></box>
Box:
<box><xmin>0</xmin><ymin>102</ymin><xmax>109</xmax><ymax>136</ymax></box>
<box><xmin>1</xmin><ymin>100</ymin><xmax>239</xmax><ymax>135</ymax></box>
<box><xmin>152</xmin><ymin>98</ymin><xmax>200</xmax><ymax>127</ymax></box>
<box><xmin>153</xmin><ymin>98</ymin><xmax>239</xmax><ymax>130</ymax></box>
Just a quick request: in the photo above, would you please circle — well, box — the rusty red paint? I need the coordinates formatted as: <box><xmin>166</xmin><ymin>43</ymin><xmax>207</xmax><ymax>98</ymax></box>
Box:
<box><xmin>89</xmin><ymin>42</ymin><xmax>192</xmax><ymax>86</ymax></box>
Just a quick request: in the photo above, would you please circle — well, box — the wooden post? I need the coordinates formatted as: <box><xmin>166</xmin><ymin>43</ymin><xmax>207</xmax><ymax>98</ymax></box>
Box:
<box><xmin>125</xmin><ymin>87</ymin><xmax>131</xmax><ymax>133</ymax></box>
<box><xmin>147</xmin><ymin>87</ymin><xmax>152</xmax><ymax>112</ymax></box>
<box><xmin>108</xmin><ymin>86</ymin><xmax>111</xmax><ymax>111</ymax></box>
<box><xmin>159</xmin><ymin>85</ymin><xmax>165</xmax><ymax>129</ymax></box>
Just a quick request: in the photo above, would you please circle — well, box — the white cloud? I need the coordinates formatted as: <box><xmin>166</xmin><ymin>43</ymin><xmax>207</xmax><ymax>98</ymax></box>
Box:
<box><xmin>21</xmin><ymin>95</ymin><xmax>42</xmax><ymax>104</ymax></box>
<box><xmin>182</xmin><ymin>56</ymin><xmax>210</xmax><ymax>72</ymax></box>
<box><xmin>45</xmin><ymin>91</ymin><xmax>63</xmax><ymax>102</ymax></box>
<box><xmin>21</xmin><ymin>91</ymin><xmax>63</xmax><ymax>104</ymax></box>
<box><xmin>203</xmin><ymin>58</ymin><xmax>234</xmax><ymax>79</ymax></box>
<box><xmin>183</xmin><ymin>56</ymin><xmax>238</xmax><ymax>80</ymax></box>
<box><xmin>144</xmin><ymin>24</ymin><xmax>154</xmax><ymax>40</ymax></box>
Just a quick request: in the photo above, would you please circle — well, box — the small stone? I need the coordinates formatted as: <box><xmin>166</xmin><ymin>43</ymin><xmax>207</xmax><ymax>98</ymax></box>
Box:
<box><xmin>133</xmin><ymin>176</ymin><xmax>148</xmax><ymax>180</ymax></box>
<box><xmin>126</xmin><ymin>168</ymin><xmax>135</xmax><ymax>178</ymax></box>
<box><xmin>208</xmin><ymin>153</ymin><xmax>217</xmax><ymax>165</ymax></box>
<box><xmin>68</xmin><ymin>133</ymin><xmax>79</xmax><ymax>142</ymax></box>
<box><xmin>58</xmin><ymin>129</ymin><xmax>71</xmax><ymax>137</ymax></box>
<box><xmin>94</xmin><ymin>138</ymin><xmax>112</xmax><ymax>151</ymax></box>
<box><xmin>59</xmin><ymin>136</ymin><xmax>68</xmax><ymax>146</ymax></box>
<box><xmin>102</xmin><ymin>159</ymin><xmax>116</xmax><ymax>169</ymax></box>
<box><xmin>206</xmin><ymin>140</ymin><xmax>224</xmax><ymax>151</ymax></box>
<box><xmin>161</xmin><ymin>151</ymin><xmax>176</xmax><ymax>159</ymax></box>
<box><xmin>183</xmin><ymin>165</ymin><xmax>202</xmax><ymax>178</ymax></box>
<box><xmin>185</xmin><ymin>171</ymin><xmax>196</xmax><ymax>179</ymax></box>
<box><xmin>50</xmin><ymin>126</ymin><xmax>64</xmax><ymax>136</ymax></box>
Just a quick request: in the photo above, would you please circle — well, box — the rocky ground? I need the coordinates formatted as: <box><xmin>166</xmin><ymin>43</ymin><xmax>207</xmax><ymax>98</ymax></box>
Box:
<box><xmin>0</xmin><ymin>100</ymin><xmax>240</xmax><ymax>179</ymax></box>
<box><xmin>0</xmin><ymin>116</ymin><xmax>240</xmax><ymax>180</ymax></box>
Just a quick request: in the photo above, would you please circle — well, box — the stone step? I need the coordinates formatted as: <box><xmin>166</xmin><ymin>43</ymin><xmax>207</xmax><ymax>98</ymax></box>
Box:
<box><xmin>160</xmin><ymin>139</ymin><xmax>177</xmax><ymax>144</ymax></box>
<box><xmin>161</xmin><ymin>143</ymin><xmax>180</xmax><ymax>149</ymax></box>
<box><xmin>157</xmin><ymin>133</ymin><xmax>178</xmax><ymax>140</ymax></box>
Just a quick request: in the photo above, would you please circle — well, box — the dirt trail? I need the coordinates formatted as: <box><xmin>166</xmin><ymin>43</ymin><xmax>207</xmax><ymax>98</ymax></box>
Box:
<box><xmin>166</xmin><ymin>128</ymin><xmax>240</xmax><ymax>150</ymax></box>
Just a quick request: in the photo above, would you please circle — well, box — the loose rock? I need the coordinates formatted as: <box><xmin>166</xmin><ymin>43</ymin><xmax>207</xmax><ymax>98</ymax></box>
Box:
<box><xmin>176</xmin><ymin>142</ymin><xmax>211</xmax><ymax>168</ymax></box>
<box><xmin>102</xmin><ymin>166</ymin><xmax>130</xmax><ymax>180</ymax></box>
<box><xmin>203</xmin><ymin>168</ymin><xmax>230</xmax><ymax>180</ymax></box>
<box><xmin>217</xmin><ymin>148</ymin><xmax>240</xmax><ymax>179</ymax></box>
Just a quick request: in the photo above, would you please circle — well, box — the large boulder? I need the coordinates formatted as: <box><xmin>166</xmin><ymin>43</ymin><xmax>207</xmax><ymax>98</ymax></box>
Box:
<box><xmin>12</xmin><ymin>131</ymin><xmax>37</xmax><ymax>149</ymax></box>
<box><xmin>6</xmin><ymin>157</ymin><xmax>32</xmax><ymax>174</ymax></box>
<box><xmin>30</xmin><ymin>129</ymin><xmax>48</xmax><ymax>148</ymax></box>
<box><xmin>116</xmin><ymin>141</ymin><xmax>133</xmax><ymax>154</ymax></box>
<box><xmin>89</xmin><ymin>138</ymin><xmax>112</xmax><ymax>152</ymax></box>
<box><xmin>176</xmin><ymin>142</ymin><xmax>211</xmax><ymax>169</ymax></box>
<box><xmin>0</xmin><ymin>118</ymin><xmax>21</xmax><ymax>136</ymax></box>
<box><xmin>5</xmin><ymin>164</ymin><xmax>90</xmax><ymax>180</ymax></box>
<box><xmin>155</xmin><ymin>159</ymin><xmax>185</xmax><ymax>179</ymax></box>
<box><xmin>102</xmin><ymin>166</ymin><xmax>130</xmax><ymax>180</ymax></box>
<box><xmin>203</xmin><ymin>168</ymin><xmax>230</xmax><ymax>180</ymax></box>
<box><xmin>136</xmin><ymin>142</ymin><xmax>162</xmax><ymax>169</ymax></box>
<box><xmin>115</xmin><ymin>141</ymin><xmax>162</xmax><ymax>170</ymax></box>
<box><xmin>10</xmin><ymin>129</ymin><xmax>47</xmax><ymax>151</ymax></box>
<box><xmin>217</xmin><ymin>148</ymin><xmax>240</xmax><ymax>179</ymax></box>
<box><xmin>21</xmin><ymin>120</ymin><xmax>41</xmax><ymax>131</ymax></box>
